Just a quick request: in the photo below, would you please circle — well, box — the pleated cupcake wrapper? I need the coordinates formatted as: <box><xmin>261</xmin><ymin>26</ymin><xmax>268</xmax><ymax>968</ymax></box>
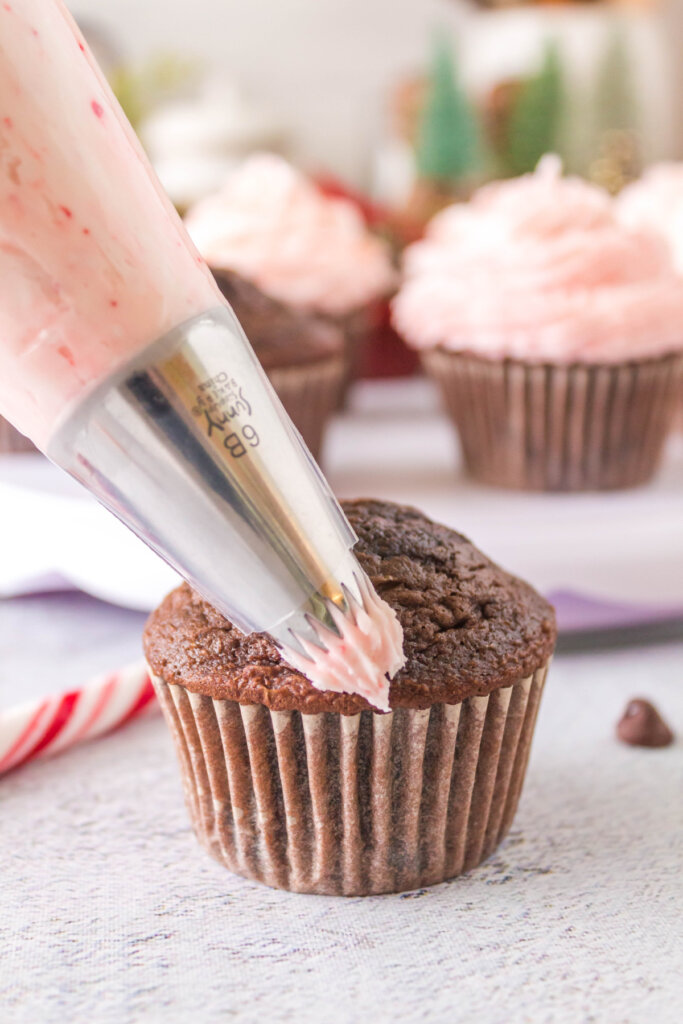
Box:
<box><xmin>0</xmin><ymin>417</ymin><xmax>36</xmax><ymax>454</ymax></box>
<box><xmin>422</xmin><ymin>351</ymin><xmax>683</xmax><ymax>491</ymax></box>
<box><xmin>674</xmin><ymin>394</ymin><xmax>683</xmax><ymax>433</ymax></box>
<box><xmin>151</xmin><ymin>663</ymin><xmax>548</xmax><ymax>896</ymax></box>
<box><xmin>328</xmin><ymin>305</ymin><xmax>372</xmax><ymax>407</ymax></box>
<box><xmin>266</xmin><ymin>355</ymin><xmax>344</xmax><ymax>462</ymax></box>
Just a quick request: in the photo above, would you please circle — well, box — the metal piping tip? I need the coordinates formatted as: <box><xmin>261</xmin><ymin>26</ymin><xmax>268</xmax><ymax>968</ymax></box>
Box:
<box><xmin>340</xmin><ymin>581</ymin><xmax>361</xmax><ymax>618</ymax></box>
<box><xmin>274</xmin><ymin>561</ymin><xmax>406</xmax><ymax>711</ymax></box>
<box><xmin>285</xmin><ymin>623</ymin><xmax>323</xmax><ymax>660</ymax></box>
<box><xmin>280</xmin><ymin>596</ymin><xmax>349</xmax><ymax>662</ymax></box>
<box><xmin>48</xmin><ymin>307</ymin><xmax>360</xmax><ymax>645</ymax></box>
<box><xmin>274</xmin><ymin>565</ymin><xmax>368</xmax><ymax>664</ymax></box>
<box><xmin>303</xmin><ymin>613</ymin><xmax>331</xmax><ymax>650</ymax></box>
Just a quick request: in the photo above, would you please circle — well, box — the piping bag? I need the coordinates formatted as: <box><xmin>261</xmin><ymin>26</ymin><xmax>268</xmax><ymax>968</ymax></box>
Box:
<box><xmin>0</xmin><ymin>0</ymin><xmax>404</xmax><ymax>710</ymax></box>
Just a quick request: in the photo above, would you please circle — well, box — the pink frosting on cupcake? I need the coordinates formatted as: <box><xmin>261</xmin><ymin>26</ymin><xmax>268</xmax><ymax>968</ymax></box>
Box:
<box><xmin>616</xmin><ymin>163</ymin><xmax>683</xmax><ymax>274</ymax></box>
<box><xmin>185</xmin><ymin>154</ymin><xmax>395</xmax><ymax>316</ymax></box>
<box><xmin>281</xmin><ymin>571</ymin><xmax>405</xmax><ymax>713</ymax></box>
<box><xmin>393</xmin><ymin>157</ymin><xmax>683</xmax><ymax>364</ymax></box>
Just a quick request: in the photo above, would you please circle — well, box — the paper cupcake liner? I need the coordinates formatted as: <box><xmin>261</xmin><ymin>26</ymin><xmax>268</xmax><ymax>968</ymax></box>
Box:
<box><xmin>266</xmin><ymin>355</ymin><xmax>343</xmax><ymax>462</ymax></box>
<box><xmin>674</xmin><ymin>395</ymin><xmax>683</xmax><ymax>433</ymax></box>
<box><xmin>151</xmin><ymin>664</ymin><xmax>548</xmax><ymax>896</ymax></box>
<box><xmin>0</xmin><ymin>417</ymin><xmax>36</xmax><ymax>454</ymax></box>
<box><xmin>422</xmin><ymin>350</ymin><xmax>683</xmax><ymax>491</ymax></box>
<box><xmin>327</xmin><ymin>305</ymin><xmax>373</xmax><ymax>407</ymax></box>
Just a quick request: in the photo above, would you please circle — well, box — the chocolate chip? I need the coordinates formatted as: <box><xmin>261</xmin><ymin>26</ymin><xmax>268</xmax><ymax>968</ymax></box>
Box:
<box><xmin>616</xmin><ymin>699</ymin><xmax>674</xmax><ymax>748</ymax></box>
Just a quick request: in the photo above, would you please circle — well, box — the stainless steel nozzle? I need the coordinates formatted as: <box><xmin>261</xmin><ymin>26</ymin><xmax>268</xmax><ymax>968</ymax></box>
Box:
<box><xmin>47</xmin><ymin>305</ymin><xmax>362</xmax><ymax>656</ymax></box>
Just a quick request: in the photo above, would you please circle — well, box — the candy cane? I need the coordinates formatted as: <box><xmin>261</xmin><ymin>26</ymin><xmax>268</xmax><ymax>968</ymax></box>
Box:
<box><xmin>0</xmin><ymin>660</ymin><xmax>158</xmax><ymax>775</ymax></box>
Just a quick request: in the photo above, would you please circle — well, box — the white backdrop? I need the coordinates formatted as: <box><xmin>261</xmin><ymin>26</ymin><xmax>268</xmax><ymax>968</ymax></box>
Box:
<box><xmin>67</xmin><ymin>0</ymin><xmax>677</xmax><ymax>186</ymax></box>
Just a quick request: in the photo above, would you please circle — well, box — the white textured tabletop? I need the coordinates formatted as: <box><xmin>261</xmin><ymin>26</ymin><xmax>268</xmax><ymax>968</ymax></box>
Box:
<box><xmin>1</xmin><ymin>592</ymin><xmax>681</xmax><ymax>1024</ymax></box>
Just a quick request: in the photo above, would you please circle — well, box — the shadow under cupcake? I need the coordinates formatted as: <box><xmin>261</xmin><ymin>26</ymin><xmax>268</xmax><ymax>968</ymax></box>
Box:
<box><xmin>144</xmin><ymin>499</ymin><xmax>556</xmax><ymax>896</ymax></box>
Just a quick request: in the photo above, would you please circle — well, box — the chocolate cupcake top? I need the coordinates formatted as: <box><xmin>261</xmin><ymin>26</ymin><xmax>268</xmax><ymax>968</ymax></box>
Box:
<box><xmin>214</xmin><ymin>269</ymin><xmax>344</xmax><ymax>370</ymax></box>
<box><xmin>144</xmin><ymin>500</ymin><xmax>556</xmax><ymax>714</ymax></box>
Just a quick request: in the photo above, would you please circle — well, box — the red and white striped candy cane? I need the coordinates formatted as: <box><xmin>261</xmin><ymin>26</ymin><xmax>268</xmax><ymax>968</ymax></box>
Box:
<box><xmin>0</xmin><ymin>660</ymin><xmax>158</xmax><ymax>775</ymax></box>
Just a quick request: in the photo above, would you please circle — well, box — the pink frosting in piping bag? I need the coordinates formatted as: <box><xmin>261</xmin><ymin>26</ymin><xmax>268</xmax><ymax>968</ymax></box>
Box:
<box><xmin>393</xmin><ymin>156</ymin><xmax>683</xmax><ymax>363</ymax></box>
<box><xmin>0</xmin><ymin>0</ymin><xmax>404</xmax><ymax>710</ymax></box>
<box><xmin>0</xmin><ymin>0</ymin><xmax>223</xmax><ymax>449</ymax></box>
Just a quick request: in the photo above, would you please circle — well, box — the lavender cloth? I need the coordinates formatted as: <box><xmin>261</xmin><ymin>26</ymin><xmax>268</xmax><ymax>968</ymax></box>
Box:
<box><xmin>549</xmin><ymin>590</ymin><xmax>683</xmax><ymax>633</ymax></box>
<box><xmin>12</xmin><ymin>583</ymin><xmax>683</xmax><ymax>636</ymax></box>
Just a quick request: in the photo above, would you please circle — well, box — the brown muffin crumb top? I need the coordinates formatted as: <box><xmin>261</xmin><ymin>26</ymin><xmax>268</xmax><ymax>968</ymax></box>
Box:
<box><xmin>143</xmin><ymin>499</ymin><xmax>556</xmax><ymax>714</ymax></box>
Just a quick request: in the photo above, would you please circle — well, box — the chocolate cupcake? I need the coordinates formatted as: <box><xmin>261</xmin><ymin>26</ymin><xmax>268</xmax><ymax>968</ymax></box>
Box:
<box><xmin>0</xmin><ymin>418</ymin><xmax>36</xmax><ymax>453</ymax></box>
<box><xmin>214</xmin><ymin>269</ymin><xmax>344</xmax><ymax>461</ymax></box>
<box><xmin>393</xmin><ymin>158</ymin><xmax>683</xmax><ymax>491</ymax></box>
<box><xmin>184</xmin><ymin>154</ymin><xmax>395</xmax><ymax>403</ymax></box>
<box><xmin>617</xmin><ymin>164</ymin><xmax>683</xmax><ymax>434</ymax></box>
<box><xmin>144</xmin><ymin>500</ymin><xmax>556</xmax><ymax>896</ymax></box>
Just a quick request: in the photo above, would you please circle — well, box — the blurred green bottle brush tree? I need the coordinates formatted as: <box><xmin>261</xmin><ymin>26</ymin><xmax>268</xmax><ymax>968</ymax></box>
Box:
<box><xmin>415</xmin><ymin>34</ymin><xmax>480</xmax><ymax>186</ymax></box>
<box><xmin>503</xmin><ymin>41</ymin><xmax>564</xmax><ymax>178</ymax></box>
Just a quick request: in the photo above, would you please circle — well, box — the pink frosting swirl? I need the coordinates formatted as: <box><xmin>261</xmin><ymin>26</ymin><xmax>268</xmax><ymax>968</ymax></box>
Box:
<box><xmin>185</xmin><ymin>154</ymin><xmax>395</xmax><ymax>316</ymax></box>
<box><xmin>281</xmin><ymin>571</ymin><xmax>405</xmax><ymax>712</ymax></box>
<box><xmin>617</xmin><ymin>163</ymin><xmax>683</xmax><ymax>274</ymax></box>
<box><xmin>393</xmin><ymin>157</ymin><xmax>683</xmax><ymax>363</ymax></box>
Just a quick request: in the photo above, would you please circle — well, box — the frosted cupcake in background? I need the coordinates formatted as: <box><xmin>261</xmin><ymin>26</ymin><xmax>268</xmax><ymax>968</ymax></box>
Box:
<box><xmin>215</xmin><ymin>271</ymin><xmax>344</xmax><ymax>461</ymax></box>
<box><xmin>185</xmin><ymin>154</ymin><xmax>396</xmax><ymax>398</ymax></box>
<box><xmin>616</xmin><ymin>163</ymin><xmax>683</xmax><ymax>272</ymax></box>
<box><xmin>392</xmin><ymin>157</ymin><xmax>683</xmax><ymax>491</ymax></box>
<box><xmin>617</xmin><ymin>164</ymin><xmax>683</xmax><ymax>432</ymax></box>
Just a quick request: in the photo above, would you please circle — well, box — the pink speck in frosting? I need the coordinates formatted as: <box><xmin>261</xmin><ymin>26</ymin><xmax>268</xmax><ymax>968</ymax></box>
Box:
<box><xmin>78</xmin><ymin>41</ymin><xmax>85</xmax><ymax>52</ymax></box>
<box><xmin>82</xmin><ymin>227</ymin><xmax>90</xmax><ymax>235</ymax></box>
<box><xmin>2</xmin><ymin>4</ymin><xmax>12</xmax><ymax>12</ymax></box>
<box><xmin>91</xmin><ymin>100</ymin><xmax>104</xmax><ymax>119</ymax></box>
<box><xmin>31</xmin><ymin>27</ymin><xmax>38</xmax><ymax>37</ymax></box>
<box><xmin>109</xmin><ymin>299</ymin><xmax>118</xmax><ymax>307</ymax></box>
<box><xmin>59</xmin><ymin>205</ymin><xmax>72</xmax><ymax>219</ymax></box>
<box><xmin>57</xmin><ymin>346</ymin><xmax>75</xmax><ymax>367</ymax></box>
<box><xmin>3</xmin><ymin>117</ymin><xmax>12</xmax><ymax>128</ymax></box>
